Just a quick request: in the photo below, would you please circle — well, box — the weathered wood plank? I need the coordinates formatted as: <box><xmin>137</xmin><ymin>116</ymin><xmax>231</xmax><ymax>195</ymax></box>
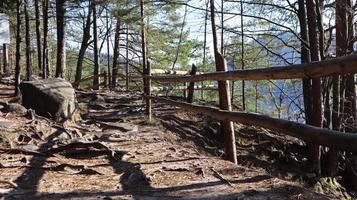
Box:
<box><xmin>149</xmin><ymin>96</ymin><xmax>357</xmax><ymax>152</ymax></box>
<box><xmin>149</xmin><ymin>54</ymin><xmax>357</xmax><ymax>83</ymax></box>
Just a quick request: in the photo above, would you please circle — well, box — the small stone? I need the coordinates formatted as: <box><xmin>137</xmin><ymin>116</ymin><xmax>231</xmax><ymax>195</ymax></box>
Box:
<box><xmin>3</xmin><ymin>103</ymin><xmax>27</xmax><ymax>115</ymax></box>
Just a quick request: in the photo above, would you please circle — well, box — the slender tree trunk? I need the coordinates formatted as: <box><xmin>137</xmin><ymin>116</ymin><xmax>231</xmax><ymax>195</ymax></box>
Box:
<box><xmin>125</xmin><ymin>25</ymin><xmax>129</xmax><ymax>90</ymax></box>
<box><xmin>306</xmin><ymin>0</ymin><xmax>322</xmax><ymax>175</ymax></box>
<box><xmin>42</xmin><ymin>0</ymin><xmax>48</xmax><ymax>78</ymax></box>
<box><xmin>298</xmin><ymin>0</ymin><xmax>312</xmax><ymax>125</ymax></box>
<box><xmin>92</xmin><ymin>1</ymin><xmax>100</xmax><ymax>89</ymax></box>
<box><xmin>2</xmin><ymin>44</ymin><xmax>9</xmax><ymax>75</ymax></box>
<box><xmin>201</xmin><ymin>0</ymin><xmax>208</xmax><ymax>100</ymax></box>
<box><xmin>75</xmin><ymin>1</ymin><xmax>92</xmax><ymax>85</ymax></box>
<box><xmin>112</xmin><ymin>17</ymin><xmax>120</xmax><ymax>87</ymax></box>
<box><xmin>221</xmin><ymin>0</ymin><xmax>224</xmax><ymax>54</ymax></box>
<box><xmin>231</xmin><ymin>55</ymin><xmax>235</xmax><ymax>104</ymax></box>
<box><xmin>210</xmin><ymin>0</ymin><xmax>237</xmax><ymax>164</ymax></box>
<box><xmin>34</xmin><ymin>0</ymin><xmax>42</xmax><ymax>75</ymax></box>
<box><xmin>240</xmin><ymin>0</ymin><xmax>245</xmax><ymax>111</ymax></box>
<box><xmin>14</xmin><ymin>0</ymin><xmax>22</xmax><ymax>96</ymax></box>
<box><xmin>106</xmin><ymin>10</ymin><xmax>111</xmax><ymax>88</ymax></box>
<box><xmin>24</xmin><ymin>0</ymin><xmax>32</xmax><ymax>81</ymax></box>
<box><xmin>140</xmin><ymin>0</ymin><xmax>147</xmax><ymax>92</ymax></box>
<box><xmin>55</xmin><ymin>0</ymin><xmax>66</xmax><ymax>78</ymax></box>
<box><xmin>171</xmin><ymin>5</ymin><xmax>188</xmax><ymax>70</ymax></box>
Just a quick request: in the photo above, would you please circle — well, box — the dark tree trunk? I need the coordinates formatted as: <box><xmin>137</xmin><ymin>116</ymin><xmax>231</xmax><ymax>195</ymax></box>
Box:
<box><xmin>55</xmin><ymin>0</ymin><xmax>66</xmax><ymax>78</ymax></box>
<box><xmin>2</xmin><ymin>44</ymin><xmax>9</xmax><ymax>75</ymax></box>
<box><xmin>75</xmin><ymin>1</ymin><xmax>92</xmax><ymax>85</ymax></box>
<box><xmin>298</xmin><ymin>0</ymin><xmax>312</xmax><ymax>125</ymax></box>
<box><xmin>34</xmin><ymin>0</ymin><xmax>42</xmax><ymax>75</ymax></box>
<box><xmin>92</xmin><ymin>1</ymin><xmax>100</xmax><ymax>89</ymax></box>
<box><xmin>106</xmin><ymin>10</ymin><xmax>111</xmax><ymax>88</ymax></box>
<box><xmin>306</xmin><ymin>0</ymin><xmax>322</xmax><ymax>175</ymax></box>
<box><xmin>140</xmin><ymin>0</ymin><xmax>147</xmax><ymax>92</ymax></box>
<box><xmin>42</xmin><ymin>0</ymin><xmax>49</xmax><ymax>78</ymax></box>
<box><xmin>24</xmin><ymin>0</ymin><xmax>32</xmax><ymax>81</ymax></box>
<box><xmin>112</xmin><ymin>17</ymin><xmax>120</xmax><ymax>88</ymax></box>
<box><xmin>125</xmin><ymin>25</ymin><xmax>129</xmax><ymax>90</ymax></box>
<box><xmin>240</xmin><ymin>0</ymin><xmax>245</xmax><ymax>111</ymax></box>
<box><xmin>14</xmin><ymin>0</ymin><xmax>22</xmax><ymax>96</ymax></box>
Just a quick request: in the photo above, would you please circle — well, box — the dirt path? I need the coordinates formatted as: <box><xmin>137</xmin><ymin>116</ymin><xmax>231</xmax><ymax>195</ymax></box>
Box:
<box><xmin>0</xmin><ymin>88</ymin><xmax>332</xmax><ymax>199</ymax></box>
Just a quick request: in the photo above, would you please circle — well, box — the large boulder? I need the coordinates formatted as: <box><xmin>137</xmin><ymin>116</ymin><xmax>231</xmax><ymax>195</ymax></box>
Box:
<box><xmin>20</xmin><ymin>78</ymin><xmax>76</xmax><ymax>120</ymax></box>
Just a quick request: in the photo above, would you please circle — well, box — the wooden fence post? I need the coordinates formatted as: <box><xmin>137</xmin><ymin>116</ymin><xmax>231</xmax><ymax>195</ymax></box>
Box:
<box><xmin>187</xmin><ymin>64</ymin><xmax>197</xmax><ymax>103</ymax></box>
<box><xmin>145</xmin><ymin>61</ymin><xmax>152</xmax><ymax>121</ymax></box>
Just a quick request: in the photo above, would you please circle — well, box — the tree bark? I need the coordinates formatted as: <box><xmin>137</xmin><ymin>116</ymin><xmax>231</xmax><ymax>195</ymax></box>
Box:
<box><xmin>42</xmin><ymin>0</ymin><xmax>49</xmax><ymax>78</ymax></box>
<box><xmin>55</xmin><ymin>0</ymin><xmax>66</xmax><ymax>78</ymax></box>
<box><xmin>306</xmin><ymin>0</ymin><xmax>322</xmax><ymax>176</ymax></box>
<box><xmin>210</xmin><ymin>0</ymin><xmax>237</xmax><ymax>164</ymax></box>
<box><xmin>106</xmin><ymin>9</ymin><xmax>111</xmax><ymax>88</ymax></box>
<box><xmin>298</xmin><ymin>0</ymin><xmax>312</xmax><ymax>125</ymax></box>
<box><xmin>125</xmin><ymin>25</ymin><xmax>129</xmax><ymax>90</ymax></box>
<box><xmin>2</xmin><ymin>44</ymin><xmax>9</xmax><ymax>75</ymax></box>
<box><xmin>75</xmin><ymin>1</ymin><xmax>92</xmax><ymax>85</ymax></box>
<box><xmin>92</xmin><ymin>1</ymin><xmax>100</xmax><ymax>89</ymax></box>
<box><xmin>24</xmin><ymin>0</ymin><xmax>32</xmax><ymax>81</ymax></box>
<box><xmin>112</xmin><ymin>17</ymin><xmax>120</xmax><ymax>87</ymax></box>
<box><xmin>14</xmin><ymin>0</ymin><xmax>22</xmax><ymax>96</ymax></box>
<box><xmin>34</xmin><ymin>0</ymin><xmax>42</xmax><ymax>75</ymax></box>
<box><xmin>240</xmin><ymin>0</ymin><xmax>245</xmax><ymax>111</ymax></box>
<box><xmin>140</xmin><ymin>0</ymin><xmax>147</xmax><ymax>92</ymax></box>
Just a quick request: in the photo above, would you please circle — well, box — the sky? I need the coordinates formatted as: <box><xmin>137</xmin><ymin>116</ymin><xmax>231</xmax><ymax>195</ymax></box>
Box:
<box><xmin>0</xmin><ymin>13</ymin><xmax>10</xmax><ymax>44</ymax></box>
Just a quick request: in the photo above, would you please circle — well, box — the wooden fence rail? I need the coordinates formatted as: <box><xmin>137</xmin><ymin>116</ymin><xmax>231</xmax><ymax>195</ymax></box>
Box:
<box><xmin>148</xmin><ymin>54</ymin><xmax>357</xmax><ymax>83</ymax></box>
<box><xmin>149</xmin><ymin>96</ymin><xmax>357</xmax><ymax>152</ymax></box>
<box><xmin>143</xmin><ymin>54</ymin><xmax>357</xmax><ymax>165</ymax></box>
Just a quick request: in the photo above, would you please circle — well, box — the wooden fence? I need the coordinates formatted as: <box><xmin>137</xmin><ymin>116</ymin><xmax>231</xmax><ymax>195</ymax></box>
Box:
<box><xmin>143</xmin><ymin>54</ymin><xmax>357</xmax><ymax>164</ymax></box>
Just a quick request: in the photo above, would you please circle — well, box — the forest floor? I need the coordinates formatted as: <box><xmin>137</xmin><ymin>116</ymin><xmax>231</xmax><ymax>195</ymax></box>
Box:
<box><xmin>0</xmin><ymin>79</ymin><xmax>352</xmax><ymax>199</ymax></box>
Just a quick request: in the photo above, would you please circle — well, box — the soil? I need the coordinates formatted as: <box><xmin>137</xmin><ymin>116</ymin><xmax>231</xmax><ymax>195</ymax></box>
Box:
<box><xmin>0</xmin><ymin>81</ymin><xmax>349</xmax><ymax>199</ymax></box>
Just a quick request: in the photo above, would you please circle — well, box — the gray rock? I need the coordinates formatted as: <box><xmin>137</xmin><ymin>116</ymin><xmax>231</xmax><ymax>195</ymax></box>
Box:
<box><xmin>4</xmin><ymin>103</ymin><xmax>27</xmax><ymax>115</ymax></box>
<box><xmin>20</xmin><ymin>78</ymin><xmax>76</xmax><ymax>121</ymax></box>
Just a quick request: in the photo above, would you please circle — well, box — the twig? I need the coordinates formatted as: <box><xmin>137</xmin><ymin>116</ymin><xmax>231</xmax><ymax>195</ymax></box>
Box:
<box><xmin>209</xmin><ymin>167</ymin><xmax>234</xmax><ymax>187</ymax></box>
<box><xmin>0</xmin><ymin>147</ymin><xmax>46</xmax><ymax>156</ymax></box>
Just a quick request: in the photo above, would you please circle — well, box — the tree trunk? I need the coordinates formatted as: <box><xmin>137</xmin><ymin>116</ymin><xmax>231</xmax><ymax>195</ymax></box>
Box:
<box><xmin>14</xmin><ymin>0</ymin><xmax>22</xmax><ymax>96</ymax></box>
<box><xmin>240</xmin><ymin>0</ymin><xmax>245</xmax><ymax>111</ymax></box>
<box><xmin>306</xmin><ymin>0</ymin><xmax>322</xmax><ymax>176</ymax></box>
<box><xmin>75</xmin><ymin>1</ymin><xmax>92</xmax><ymax>85</ymax></box>
<box><xmin>210</xmin><ymin>0</ymin><xmax>237</xmax><ymax>164</ymax></box>
<box><xmin>298</xmin><ymin>0</ymin><xmax>312</xmax><ymax>124</ymax></box>
<box><xmin>42</xmin><ymin>0</ymin><xmax>49</xmax><ymax>78</ymax></box>
<box><xmin>2</xmin><ymin>44</ymin><xmax>9</xmax><ymax>75</ymax></box>
<box><xmin>106</xmin><ymin>10</ymin><xmax>111</xmax><ymax>88</ymax></box>
<box><xmin>24</xmin><ymin>0</ymin><xmax>32</xmax><ymax>81</ymax></box>
<box><xmin>55</xmin><ymin>0</ymin><xmax>66</xmax><ymax>78</ymax></box>
<box><xmin>140</xmin><ymin>0</ymin><xmax>147</xmax><ymax>92</ymax></box>
<box><xmin>34</xmin><ymin>0</ymin><xmax>42</xmax><ymax>75</ymax></box>
<box><xmin>112</xmin><ymin>17</ymin><xmax>120</xmax><ymax>87</ymax></box>
<box><xmin>125</xmin><ymin>25</ymin><xmax>129</xmax><ymax>90</ymax></box>
<box><xmin>92</xmin><ymin>1</ymin><xmax>100</xmax><ymax>89</ymax></box>
<box><xmin>201</xmin><ymin>0</ymin><xmax>208</xmax><ymax>100</ymax></box>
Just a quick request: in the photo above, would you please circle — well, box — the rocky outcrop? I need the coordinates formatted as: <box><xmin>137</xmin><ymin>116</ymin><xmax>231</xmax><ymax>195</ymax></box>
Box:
<box><xmin>20</xmin><ymin>78</ymin><xmax>76</xmax><ymax>120</ymax></box>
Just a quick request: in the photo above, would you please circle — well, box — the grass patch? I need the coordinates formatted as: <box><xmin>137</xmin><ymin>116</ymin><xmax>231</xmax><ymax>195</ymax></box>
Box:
<box><xmin>143</xmin><ymin>116</ymin><xmax>160</xmax><ymax>126</ymax></box>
